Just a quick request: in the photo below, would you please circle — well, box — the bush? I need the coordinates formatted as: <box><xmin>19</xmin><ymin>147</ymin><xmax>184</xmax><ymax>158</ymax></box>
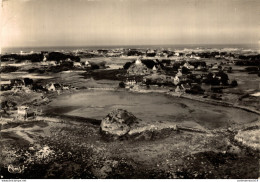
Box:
<box><xmin>230</xmin><ymin>80</ymin><xmax>238</xmax><ymax>87</ymax></box>
<box><xmin>182</xmin><ymin>67</ymin><xmax>190</xmax><ymax>74</ymax></box>
<box><xmin>123</xmin><ymin>62</ymin><xmax>132</xmax><ymax>70</ymax></box>
<box><xmin>186</xmin><ymin>85</ymin><xmax>205</xmax><ymax>95</ymax></box>
<box><xmin>245</xmin><ymin>67</ymin><xmax>259</xmax><ymax>72</ymax></box>
<box><xmin>0</xmin><ymin>66</ymin><xmax>19</xmax><ymax>73</ymax></box>
<box><xmin>211</xmin><ymin>94</ymin><xmax>222</xmax><ymax>100</ymax></box>
<box><xmin>216</xmin><ymin>71</ymin><xmax>229</xmax><ymax>85</ymax></box>
<box><xmin>24</xmin><ymin>78</ymin><xmax>34</xmax><ymax>86</ymax></box>
<box><xmin>91</xmin><ymin>64</ymin><xmax>100</xmax><ymax>70</ymax></box>
<box><xmin>119</xmin><ymin>82</ymin><xmax>125</xmax><ymax>88</ymax></box>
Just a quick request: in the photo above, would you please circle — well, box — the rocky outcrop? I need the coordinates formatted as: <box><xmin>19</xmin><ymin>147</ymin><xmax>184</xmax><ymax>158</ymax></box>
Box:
<box><xmin>100</xmin><ymin>109</ymin><xmax>178</xmax><ymax>140</ymax></box>
<box><xmin>128</xmin><ymin>121</ymin><xmax>178</xmax><ymax>140</ymax></box>
<box><xmin>100</xmin><ymin>109</ymin><xmax>141</xmax><ymax>140</ymax></box>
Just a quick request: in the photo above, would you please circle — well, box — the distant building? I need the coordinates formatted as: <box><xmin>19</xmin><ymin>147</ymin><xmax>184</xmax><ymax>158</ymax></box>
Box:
<box><xmin>73</xmin><ymin>62</ymin><xmax>82</xmax><ymax>67</ymax></box>
<box><xmin>212</xmin><ymin>64</ymin><xmax>219</xmax><ymax>70</ymax></box>
<box><xmin>11</xmin><ymin>79</ymin><xmax>24</xmax><ymax>88</ymax></box>
<box><xmin>49</xmin><ymin>61</ymin><xmax>57</xmax><ymax>66</ymax></box>
<box><xmin>135</xmin><ymin>58</ymin><xmax>142</xmax><ymax>65</ymax></box>
<box><xmin>46</xmin><ymin>83</ymin><xmax>62</xmax><ymax>92</ymax></box>
<box><xmin>176</xmin><ymin>70</ymin><xmax>182</xmax><ymax>77</ymax></box>
<box><xmin>173</xmin><ymin>75</ymin><xmax>180</xmax><ymax>85</ymax></box>
<box><xmin>17</xmin><ymin>106</ymin><xmax>34</xmax><ymax>119</ymax></box>
<box><xmin>127</xmin><ymin>58</ymin><xmax>151</xmax><ymax>76</ymax></box>
<box><xmin>183</xmin><ymin>62</ymin><xmax>195</xmax><ymax>70</ymax></box>
<box><xmin>152</xmin><ymin>65</ymin><xmax>157</xmax><ymax>72</ymax></box>
<box><xmin>84</xmin><ymin>60</ymin><xmax>91</xmax><ymax>68</ymax></box>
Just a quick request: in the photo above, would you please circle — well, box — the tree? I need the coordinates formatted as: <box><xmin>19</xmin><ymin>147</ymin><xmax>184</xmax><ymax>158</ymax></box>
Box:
<box><xmin>216</xmin><ymin>71</ymin><xmax>229</xmax><ymax>85</ymax></box>
<box><xmin>182</xmin><ymin>67</ymin><xmax>190</xmax><ymax>74</ymax></box>
<box><xmin>186</xmin><ymin>85</ymin><xmax>205</xmax><ymax>95</ymax></box>
<box><xmin>24</xmin><ymin>78</ymin><xmax>34</xmax><ymax>86</ymax></box>
<box><xmin>123</xmin><ymin>62</ymin><xmax>132</xmax><ymax>70</ymax></box>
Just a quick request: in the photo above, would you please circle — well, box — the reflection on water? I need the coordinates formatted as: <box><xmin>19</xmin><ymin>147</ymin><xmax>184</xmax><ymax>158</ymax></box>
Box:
<box><xmin>49</xmin><ymin>90</ymin><xmax>258</xmax><ymax>129</ymax></box>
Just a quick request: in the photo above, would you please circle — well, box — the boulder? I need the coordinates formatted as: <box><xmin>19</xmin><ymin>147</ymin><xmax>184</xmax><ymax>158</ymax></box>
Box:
<box><xmin>100</xmin><ymin>109</ymin><xmax>178</xmax><ymax>141</ymax></box>
<box><xmin>100</xmin><ymin>109</ymin><xmax>140</xmax><ymax>139</ymax></box>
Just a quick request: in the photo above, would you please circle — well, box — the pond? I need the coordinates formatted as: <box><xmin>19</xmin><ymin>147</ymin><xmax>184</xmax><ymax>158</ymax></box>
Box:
<box><xmin>48</xmin><ymin>90</ymin><xmax>259</xmax><ymax>129</ymax></box>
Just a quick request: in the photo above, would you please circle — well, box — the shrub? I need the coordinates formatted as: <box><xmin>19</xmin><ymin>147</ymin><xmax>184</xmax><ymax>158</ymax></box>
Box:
<box><xmin>230</xmin><ymin>80</ymin><xmax>238</xmax><ymax>87</ymax></box>
<box><xmin>119</xmin><ymin>82</ymin><xmax>125</xmax><ymax>88</ymax></box>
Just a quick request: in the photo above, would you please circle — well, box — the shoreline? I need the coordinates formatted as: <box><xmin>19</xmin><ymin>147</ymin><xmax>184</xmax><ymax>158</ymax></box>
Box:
<box><xmin>46</xmin><ymin>86</ymin><xmax>260</xmax><ymax>116</ymax></box>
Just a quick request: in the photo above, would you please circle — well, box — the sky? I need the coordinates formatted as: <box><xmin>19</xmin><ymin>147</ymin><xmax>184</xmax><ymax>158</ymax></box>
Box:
<box><xmin>1</xmin><ymin>0</ymin><xmax>259</xmax><ymax>47</ymax></box>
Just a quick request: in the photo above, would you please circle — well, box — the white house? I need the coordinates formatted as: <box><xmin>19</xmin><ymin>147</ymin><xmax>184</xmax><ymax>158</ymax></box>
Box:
<box><xmin>135</xmin><ymin>58</ymin><xmax>142</xmax><ymax>65</ymax></box>
<box><xmin>47</xmin><ymin>83</ymin><xmax>62</xmax><ymax>92</ymax></box>
<box><xmin>174</xmin><ymin>52</ymin><xmax>180</xmax><ymax>57</ymax></box>
<box><xmin>173</xmin><ymin>75</ymin><xmax>180</xmax><ymax>85</ymax></box>
<box><xmin>183</xmin><ymin>62</ymin><xmax>195</xmax><ymax>70</ymax></box>
<box><xmin>176</xmin><ymin>70</ymin><xmax>183</xmax><ymax>77</ymax></box>
<box><xmin>17</xmin><ymin>106</ymin><xmax>34</xmax><ymax>119</ymax></box>
<box><xmin>85</xmin><ymin>60</ymin><xmax>91</xmax><ymax>67</ymax></box>
<box><xmin>73</xmin><ymin>62</ymin><xmax>82</xmax><ymax>67</ymax></box>
<box><xmin>152</xmin><ymin>65</ymin><xmax>157</xmax><ymax>72</ymax></box>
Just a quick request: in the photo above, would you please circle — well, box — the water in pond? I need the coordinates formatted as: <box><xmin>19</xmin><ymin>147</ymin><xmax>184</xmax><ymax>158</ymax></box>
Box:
<box><xmin>48</xmin><ymin>90</ymin><xmax>259</xmax><ymax>129</ymax></box>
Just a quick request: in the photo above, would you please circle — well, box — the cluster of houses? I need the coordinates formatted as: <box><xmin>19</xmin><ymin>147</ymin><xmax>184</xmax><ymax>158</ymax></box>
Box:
<box><xmin>122</xmin><ymin>56</ymin><xmax>234</xmax><ymax>96</ymax></box>
<box><xmin>1</xmin><ymin>80</ymin><xmax>75</xmax><ymax>120</ymax></box>
<box><xmin>45</xmin><ymin>82</ymin><xmax>76</xmax><ymax>94</ymax></box>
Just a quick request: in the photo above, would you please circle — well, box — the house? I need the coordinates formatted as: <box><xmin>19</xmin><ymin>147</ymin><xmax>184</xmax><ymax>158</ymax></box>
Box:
<box><xmin>73</xmin><ymin>62</ymin><xmax>82</xmax><ymax>67</ymax></box>
<box><xmin>84</xmin><ymin>60</ymin><xmax>91</xmax><ymax>68</ymax></box>
<box><xmin>212</xmin><ymin>64</ymin><xmax>219</xmax><ymax>70</ymax></box>
<box><xmin>49</xmin><ymin>61</ymin><xmax>57</xmax><ymax>66</ymax></box>
<box><xmin>62</xmin><ymin>85</ymin><xmax>70</xmax><ymax>90</ymax></box>
<box><xmin>43</xmin><ymin>55</ymin><xmax>47</xmax><ymax>61</ymax></box>
<box><xmin>183</xmin><ymin>62</ymin><xmax>195</xmax><ymax>70</ymax></box>
<box><xmin>66</xmin><ymin>58</ymin><xmax>72</xmax><ymax>62</ymax></box>
<box><xmin>175</xmin><ymin>85</ymin><xmax>185</xmax><ymax>93</ymax></box>
<box><xmin>152</xmin><ymin>65</ymin><xmax>157</xmax><ymax>72</ymax></box>
<box><xmin>196</xmin><ymin>65</ymin><xmax>204</xmax><ymax>71</ymax></box>
<box><xmin>46</xmin><ymin>83</ymin><xmax>62</xmax><ymax>92</ymax></box>
<box><xmin>215</xmin><ymin>55</ymin><xmax>221</xmax><ymax>59</ymax></box>
<box><xmin>194</xmin><ymin>56</ymin><xmax>201</xmax><ymax>60</ymax></box>
<box><xmin>125</xmin><ymin>79</ymin><xmax>137</xmax><ymax>86</ymax></box>
<box><xmin>173</xmin><ymin>75</ymin><xmax>180</xmax><ymax>85</ymax></box>
<box><xmin>176</xmin><ymin>70</ymin><xmax>183</xmax><ymax>77</ymax></box>
<box><xmin>135</xmin><ymin>58</ymin><xmax>142</xmax><ymax>65</ymax></box>
<box><xmin>125</xmin><ymin>78</ymin><xmax>138</xmax><ymax>89</ymax></box>
<box><xmin>181</xmin><ymin>83</ymin><xmax>191</xmax><ymax>91</ymax></box>
<box><xmin>17</xmin><ymin>106</ymin><xmax>34</xmax><ymax>119</ymax></box>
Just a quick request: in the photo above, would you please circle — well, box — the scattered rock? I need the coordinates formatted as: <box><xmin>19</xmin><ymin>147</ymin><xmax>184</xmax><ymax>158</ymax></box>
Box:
<box><xmin>234</xmin><ymin>129</ymin><xmax>260</xmax><ymax>151</ymax></box>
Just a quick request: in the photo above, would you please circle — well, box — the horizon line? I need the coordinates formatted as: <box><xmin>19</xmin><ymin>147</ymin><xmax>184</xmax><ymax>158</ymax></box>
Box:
<box><xmin>2</xmin><ymin>43</ymin><xmax>258</xmax><ymax>49</ymax></box>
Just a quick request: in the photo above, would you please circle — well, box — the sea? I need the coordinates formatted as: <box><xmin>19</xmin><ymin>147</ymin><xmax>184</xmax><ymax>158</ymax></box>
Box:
<box><xmin>1</xmin><ymin>44</ymin><xmax>259</xmax><ymax>54</ymax></box>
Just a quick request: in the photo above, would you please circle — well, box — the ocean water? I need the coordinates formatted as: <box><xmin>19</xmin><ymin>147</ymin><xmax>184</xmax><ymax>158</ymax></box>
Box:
<box><xmin>1</xmin><ymin>44</ymin><xmax>259</xmax><ymax>54</ymax></box>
